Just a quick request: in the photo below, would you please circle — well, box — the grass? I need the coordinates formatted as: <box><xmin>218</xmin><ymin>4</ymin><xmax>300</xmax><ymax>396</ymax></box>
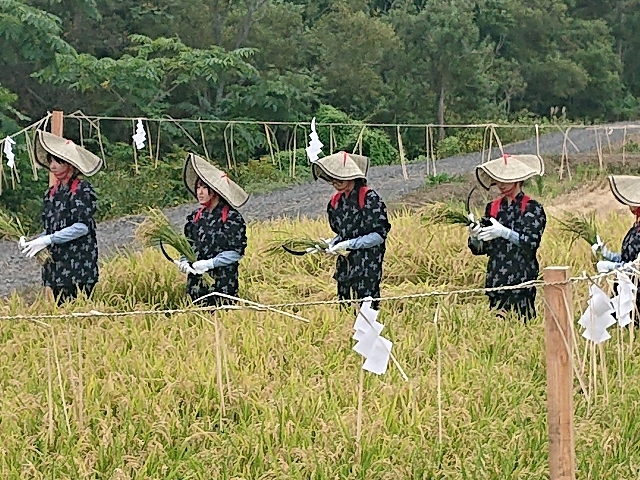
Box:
<box><xmin>1</xmin><ymin>203</ymin><xmax>640</xmax><ymax>478</ymax></box>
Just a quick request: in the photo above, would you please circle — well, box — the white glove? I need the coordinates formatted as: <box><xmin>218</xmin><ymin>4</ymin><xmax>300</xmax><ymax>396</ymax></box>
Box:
<box><xmin>477</xmin><ymin>218</ymin><xmax>511</xmax><ymax>242</ymax></box>
<box><xmin>597</xmin><ymin>260</ymin><xmax>618</xmax><ymax>273</ymax></box>
<box><xmin>591</xmin><ymin>235</ymin><xmax>604</xmax><ymax>256</ymax></box>
<box><xmin>18</xmin><ymin>236</ymin><xmax>26</xmax><ymax>249</ymax></box>
<box><xmin>192</xmin><ymin>259</ymin><xmax>215</xmax><ymax>274</ymax></box>
<box><xmin>174</xmin><ymin>259</ymin><xmax>197</xmax><ymax>275</ymax></box>
<box><xmin>21</xmin><ymin>235</ymin><xmax>52</xmax><ymax>258</ymax></box>
<box><xmin>323</xmin><ymin>237</ymin><xmax>337</xmax><ymax>248</ymax></box>
<box><xmin>327</xmin><ymin>239</ymin><xmax>352</xmax><ymax>255</ymax></box>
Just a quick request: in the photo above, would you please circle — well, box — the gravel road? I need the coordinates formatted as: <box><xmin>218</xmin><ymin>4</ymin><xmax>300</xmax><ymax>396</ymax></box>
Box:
<box><xmin>1</xmin><ymin>122</ymin><xmax>634</xmax><ymax>297</ymax></box>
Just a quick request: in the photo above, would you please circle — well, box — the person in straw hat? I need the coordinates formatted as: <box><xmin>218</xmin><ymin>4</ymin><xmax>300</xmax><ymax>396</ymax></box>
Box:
<box><xmin>178</xmin><ymin>153</ymin><xmax>248</xmax><ymax>305</ymax></box>
<box><xmin>591</xmin><ymin>175</ymin><xmax>640</xmax><ymax>323</ymax></box>
<box><xmin>468</xmin><ymin>154</ymin><xmax>547</xmax><ymax>321</ymax></box>
<box><xmin>312</xmin><ymin>151</ymin><xmax>391</xmax><ymax>310</ymax></box>
<box><xmin>19</xmin><ymin>130</ymin><xmax>102</xmax><ymax>305</ymax></box>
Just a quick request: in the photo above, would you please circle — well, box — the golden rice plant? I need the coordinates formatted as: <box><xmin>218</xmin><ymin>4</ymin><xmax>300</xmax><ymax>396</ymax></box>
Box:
<box><xmin>135</xmin><ymin>208</ymin><xmax>214</xmax><ymax>286</ymax></box>
<box><xmin>555</xmin><ymin>211</ymin><xmax>599</xmax><ymax>247</ymax></box>
<box><xmin>0</xmin><ymin>210</ymin><xmax>51</xmax><ymax>264</ymax></box>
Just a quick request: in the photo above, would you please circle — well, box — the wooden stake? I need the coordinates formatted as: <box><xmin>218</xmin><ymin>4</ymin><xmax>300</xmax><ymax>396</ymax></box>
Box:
<box><xmin>543</xmin><ymin>266</ymin><xmax>576</xmax><ymax>480</ymax></box>
<box><xmin>434</xmin><ymin>305</ymin><xmax>443</xmax><ymax>445</ymax></box>
<box><xmin>213</xmin><ymin>314</ymin><xmax>226</xmax><ymax>423</ymax></box>
<box><xmin>46</xmin><ymin>347</ymin><xmax>55</xmax><ymax>446</ymax></box>
<box><xmin>355</xmin><ymin>367</ymin><xmax>364</xmax><ymax>462</ymax></box>
<box><xmin>622</xmin><ymin>127</ymin><xmax>627</xmax><ymax>165</ymax></box>
<box><xmin>50</xmin><ymin>111</ymin><xmax>63</xmax><ymax>187</ymax></box>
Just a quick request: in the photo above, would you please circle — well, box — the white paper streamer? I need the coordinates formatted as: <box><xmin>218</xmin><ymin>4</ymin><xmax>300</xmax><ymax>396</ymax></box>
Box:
<box><xmin>3</xmin><ymin>136</ymin><xmax>15</xmax><ymax>169</ymax></box>
<box><xmin>352</xmin><ymin>298</ymin><xmax>392</xmax><ymax>375</ymax></box>
<box><xmin>305</xmin><ymin>117</ymin><xmax>323</xmax><ymax>163</ymax></box>
<box><xmin>132</xmin><ymin>119</ymin><xmax>146</xmax><ymax>150</ymax></box>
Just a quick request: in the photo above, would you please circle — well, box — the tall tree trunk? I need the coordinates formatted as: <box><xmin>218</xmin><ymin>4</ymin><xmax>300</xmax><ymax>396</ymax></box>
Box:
<box><xmin>438</xmin><ymin>83</ymin><xmax>446</xmax><ymax>140</ymax></box>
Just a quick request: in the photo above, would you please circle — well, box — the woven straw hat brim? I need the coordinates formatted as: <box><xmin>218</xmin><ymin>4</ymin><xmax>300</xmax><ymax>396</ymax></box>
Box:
<box><xmin>312</xmin><ymin>151</ymin><xmax>369</xmax><ymax>181</ymax></box>
<box><xmin>608</xmin><ymin>175</ymin><xmax>640</xmax><ymax>207</ymax></box>
<box><xmin>183</xmin><ymin>153</ymin><xmax>249</xmax><ymax>208</ymax></box>
<box><xmin>34</xmin><ymin>130</ymin><xmax>103</xmax><ymax>176</ymax></box>
<box><xmin>475</xmin><ymin>154</ymin><xmax>544</xmax><ymax>190</ymax></box>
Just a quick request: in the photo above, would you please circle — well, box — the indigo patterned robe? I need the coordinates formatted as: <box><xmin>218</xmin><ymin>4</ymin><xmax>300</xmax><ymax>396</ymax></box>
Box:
<box><xmin>468</xmin><ymin>192</ymin><xmax>546</xmax><ymax>317</ymax></box>
<box><xmin>184</xmin><ymin>202</ymin><xmax>247</xmax><ymax>302</ymax></box>
<box><xmin>41</xmin><ymin>179</ymin><xmax>99</xmax><ymax>288</ymax></box>
<box><xmin>327</xmin><ymin>186</ymin><xmax>391</xmax><ymax>303</ymax></box>
<box><xmin>620</xmin><ymin>221</ymin><xmax>640</xmax><ymax>318</ymax></box>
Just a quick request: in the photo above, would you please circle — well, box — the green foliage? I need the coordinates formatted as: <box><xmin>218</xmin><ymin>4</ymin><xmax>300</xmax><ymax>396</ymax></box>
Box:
<box><xmin>315</xmin><ymin>105</ymin><xmax>398</xmax><ymax>165</ymax></box>
<box><xmin>424</xmin><ymin>172</ymin><xmax>465</xmax><ymax>186</ymax></box>
<box><xmin>36</xmin><ymin>34</ymin><xmax>257</xmax><ymax>117</ymax></box>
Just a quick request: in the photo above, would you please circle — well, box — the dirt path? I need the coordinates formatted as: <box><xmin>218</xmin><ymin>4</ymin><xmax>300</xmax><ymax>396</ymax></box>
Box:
<box><xmin>1</xmin><ymin>122</ymin><xmax>635</xmax><ymax>297</ymax></box>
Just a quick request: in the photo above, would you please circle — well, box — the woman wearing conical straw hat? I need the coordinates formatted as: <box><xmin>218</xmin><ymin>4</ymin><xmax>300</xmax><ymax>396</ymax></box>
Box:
<box><xmin>19</xmin><ymin>130</ymin><xmax>102</xmax><ymax>305</ymax></box>
<box><xmin>178</xmin><ymin>153</ymin><xmax>248</xmax><ymax>306</ymax></box>
<box><xmin>468</xmin><ymin>154</ymin><xmax>547</xmax><ymax>321</ymax></box>
<box><xmin>592</xmin><ymin>175</ymin><xmax>640</xmax><ymax>323</ymax></box>
<box><xmin>312</xmin><ymin>151</ymin><xmax>392</xmax><ymax>310</ymax></box>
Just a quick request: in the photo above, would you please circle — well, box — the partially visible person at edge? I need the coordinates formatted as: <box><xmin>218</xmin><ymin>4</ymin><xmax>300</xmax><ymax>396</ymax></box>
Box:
<box><xmin>591</xmin><ymin>175</ymin><xmax>640</xmax><ymax>326</ymax></box>
<box><xmin>174</xmin><ymin>153</ymin><xmax>248</xmax><ymax>306</ymax></box>
<box><xmin>19</xmin><ymin>130</ymin><xmax>102</xmax><ymax>305</ymax></box>
<box><xmin>311</xmin><ymin>151</ymin><xmax>391</xmax><ymax>310</ymax></box>
<box><xmin>467</xmin><ymin>154</ymin><xmax>547</xmax><ymax>321</ymax></box>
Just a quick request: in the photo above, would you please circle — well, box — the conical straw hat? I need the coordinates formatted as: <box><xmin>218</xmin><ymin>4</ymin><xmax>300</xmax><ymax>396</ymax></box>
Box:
<box><xmin>475</xmin><ymin>154</ymin><xmax>544</xmax><ymax>189</ymax></box>
<box><xmin>34</xmin><ymin>130</ymin><xmax>103</xmax><ymax>176</ymax></box>
<box><xmin>608</xmin><ymin>175</ymin><xmax>640</xmax><ymax>207</ymax></box>
<box><xmin>312</xmin><ymin>151</ymin><xmax>370</xmax><ymax>182</ymax></box>
<box><xmin>183</xmin><ymin>153</ymin><xmax>249</xmax><ymax>208</ymax></box>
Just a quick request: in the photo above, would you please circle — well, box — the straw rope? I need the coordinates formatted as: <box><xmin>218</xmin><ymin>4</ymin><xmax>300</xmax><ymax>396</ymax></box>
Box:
<box><xmin>0</xmin><ymin>269</ymin><xmax>625</xmax><ymax>323</ymax></box>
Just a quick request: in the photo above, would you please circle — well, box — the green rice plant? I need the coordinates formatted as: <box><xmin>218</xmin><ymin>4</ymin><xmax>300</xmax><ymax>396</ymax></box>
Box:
<box><xmin>422</xmin><ymin>201</ymin><xmax>472</xmax><ymax>226</ymax></box>
<box><xmin>555</xmin><ymin>211</ymin><xmax>599</xmax><ymax>247</ymax></box>
<box><xmin>135</xmin><ymin>207</ymin><xmax>214</xmax><ymax>286</ymax></box>
<box><xmin>265</xmin><ymin>233</ymin><xmax>352</xmax><ymax>256</ymax></box>
<box><xmin>0</xmin><ymin>210</ymin><xmax>51</xmax><ymax>264</ymax></box>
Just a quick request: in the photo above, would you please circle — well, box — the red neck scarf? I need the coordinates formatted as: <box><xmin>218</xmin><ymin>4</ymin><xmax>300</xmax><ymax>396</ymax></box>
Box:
<box><xmin>194</xmin><ymin>198</ymin><xmax>214</xmax><ymax>223</ymax></box>
<box><xmin>49</xmin><ymin>167</ymin><xmax>78</xmax><ymax>198</ymax></box>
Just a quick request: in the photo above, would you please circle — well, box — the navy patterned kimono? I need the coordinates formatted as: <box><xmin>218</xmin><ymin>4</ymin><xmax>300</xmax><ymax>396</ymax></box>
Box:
<box><xmin>327</xmin><ymin>183</ymin><xmax>391</xmax><ymax>308</ymax></box>
<box><xmin>41</xmin><ymin>177</ymin><xmax>99</xmax><ymax>299</ymax></box>
<box><xmin>184</xmin><ymin>201</ymin><xmax>247</xmax><ymax>306</ymax></box>
<box><xmin>619</xmin><ymin>222</ymin><xmax>640</xmax><ymax>323</ymax></box>
<box><xmin>468</xmin><ymin>192</ymin><xmax>546</xmax><ymax>320</ymax></box>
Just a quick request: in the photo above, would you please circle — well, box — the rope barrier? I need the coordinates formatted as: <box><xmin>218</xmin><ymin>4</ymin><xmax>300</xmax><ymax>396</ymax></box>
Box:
<box><xmin>0</xmin><ymin>270</ymin><xmax>621</xmax><ymax>323</ymax></box>
<box><xmin>61</xmin><ymin>114</ymin><xmax>640</xmax><ymax>130</ymax></box>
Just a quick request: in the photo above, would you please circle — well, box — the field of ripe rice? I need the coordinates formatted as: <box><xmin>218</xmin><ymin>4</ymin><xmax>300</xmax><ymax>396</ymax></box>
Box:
<box><xmin>1</xmin><ymin>209</ymin><xmax>640</xmax><ymax>479</ymax></box>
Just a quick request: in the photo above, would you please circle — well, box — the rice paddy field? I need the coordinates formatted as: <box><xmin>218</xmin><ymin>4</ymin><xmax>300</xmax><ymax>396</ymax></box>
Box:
<box><xmin>1</xmin><ymin>206</ymin><xmax>640</xmax><ymax>479</ymax></box>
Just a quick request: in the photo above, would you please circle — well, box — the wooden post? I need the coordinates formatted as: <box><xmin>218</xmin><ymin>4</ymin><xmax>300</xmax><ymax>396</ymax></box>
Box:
<box><xmin>45</xmin><ymin>111</ymin><xmax>64</xmax><ymax>302</ymax></box>
<box><xmin>50</xmin><ymin>111</ymin><xmax>64</xmax><ymax>186</ymax></box>
<box><xmin>543</xmin><ymin>266</ymin><xmax>576</xmax><ymax>480</ymax></box>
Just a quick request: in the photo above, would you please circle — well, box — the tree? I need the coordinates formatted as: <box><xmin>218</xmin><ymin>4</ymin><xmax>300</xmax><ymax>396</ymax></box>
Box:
<box><xmin>36</xmin><ymin>35</ymin><xmax>257</xmax><ymax>117</ymax></box>
<box><xmin>390</xmin><ymin>0</ymin><xmax>494</xmax><ymax>137</ymax></box>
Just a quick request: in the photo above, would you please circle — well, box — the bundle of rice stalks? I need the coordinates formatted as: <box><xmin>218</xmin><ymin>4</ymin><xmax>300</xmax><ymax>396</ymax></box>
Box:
<box><xmin>555</xmin><ymin>211</ymin><xmax>599</xmax><ymax>247</ymax></box>
<box><xmin>422</xmin><ymin>201</ymin><xmax>473</xmax><ymax>226</ymax></box>
<box><xmin>266</xmin><ymin>235</ymin><xmax>350</xmax><ymax>256</ymax></box>
<box><xmin>135</xmin><ymin>208</ymin><xmax>213</xmax><ymax>286</ymax></box>
<box><xmin>0</xmin><ymin>210</ymin><xmax>51</xmax><ymax>264</ymax></box>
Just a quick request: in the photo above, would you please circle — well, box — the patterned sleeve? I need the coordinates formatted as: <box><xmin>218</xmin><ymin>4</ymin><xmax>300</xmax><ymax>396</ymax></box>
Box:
<box><xmin>621</xmin><ymin>227</ymin><xmax>640</xmax><ymax>263</ymax></box>
<box><xmin>363</xmin><ymin>190</ymin><xmax>391</xmax><ymax>239</ymax></box>
<box><xmin>468</xmin><ymin>202</ymin><xmax>491</xmax><ymax>256</ymax></box>
<box><xmin>514</xmin><ymin>200</ymin><xmax>546</xmax><ymax>254</ymax></box>
<box><xmin>72</xmin><ymin>181</ymin><xmax>98</xmax><ymax>225</ymax></box>
<box><xmin>225</xmin><ymin>209</ymin><xmax>247</xmax><ymax>256</ymax></box>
